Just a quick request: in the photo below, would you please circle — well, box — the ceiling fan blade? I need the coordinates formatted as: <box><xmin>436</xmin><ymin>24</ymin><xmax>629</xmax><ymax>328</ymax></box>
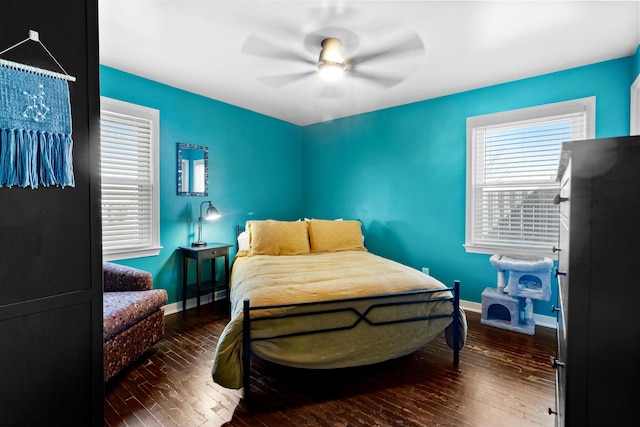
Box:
<box><xmin>256</xmin><ymin>70</ymin><xmax>316</xmax><ymax>88</ymax></box>
<box><xmin>349</xmin><ymin>31</ymin><xmax>425</xmax><ymax>66</ymax></box>
<box><xmin>241</xmin><ymin>34</ymin><xmax>315</xmax><ymax>65</ymax></box>
<box><xmin>348</xmin><ymin>69</ymin><xmax>405</xmax><ymax>88</ymax></box>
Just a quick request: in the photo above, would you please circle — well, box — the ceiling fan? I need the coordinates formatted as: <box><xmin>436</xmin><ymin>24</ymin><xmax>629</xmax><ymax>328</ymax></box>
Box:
<box><xmin>240</xmin><ymin>21</ymin><xmax>425</xmax><ymax>95</ymax></box>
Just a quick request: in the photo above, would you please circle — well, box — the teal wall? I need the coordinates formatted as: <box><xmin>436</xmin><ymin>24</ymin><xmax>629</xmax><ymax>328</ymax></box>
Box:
<box><xmin>302</xmin><ymin>56</ymin><xmax>634</xmax><ymax>316</ymax></box>
<box><xmin>100</xmin><ymin>66</ymin><xmax>303</xmax><ymax>304</ymax></box>
<box><xmin>101</xmin><ymin>53</ymin><xmax>635</xmax><ymax>315</ymax></box>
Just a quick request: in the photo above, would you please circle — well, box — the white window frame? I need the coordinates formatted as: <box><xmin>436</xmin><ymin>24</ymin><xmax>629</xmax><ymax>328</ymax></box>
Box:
<box><xmin>464</xmin><ymin>97</ymin><xmax>595</xmax><ymax>257</ymax></box>
<box><xmin>193</xmin><ymin>159</ymin><xmax>205</xmax><ymax>193</ymax></box>
<box><xmin>100</xmin><ymin>97</ymin><xmax>162</xmax><ymax>261</ymax></box>
<box><xmin>180</xmin><ymin>159</ymin><xmax>190</xmax><ymax>193</ymax></box>
<box><xmin>631</xmin><ymin>74</ymin><xmax>640</xmax><ymax>136</ymax></box>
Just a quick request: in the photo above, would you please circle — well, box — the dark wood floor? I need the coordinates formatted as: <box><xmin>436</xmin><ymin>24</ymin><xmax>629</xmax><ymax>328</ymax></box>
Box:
<box><xmin>105</xmin><ymin>301</ymin><xmax>557</xmax><ymax>427</ymax></box>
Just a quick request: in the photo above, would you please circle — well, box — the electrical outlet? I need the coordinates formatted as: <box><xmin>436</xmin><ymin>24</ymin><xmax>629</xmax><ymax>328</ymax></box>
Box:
<box><xmin>422</xmin><ymin>267</ymin><xmax>430</xmax><ymax>276</ymax></box>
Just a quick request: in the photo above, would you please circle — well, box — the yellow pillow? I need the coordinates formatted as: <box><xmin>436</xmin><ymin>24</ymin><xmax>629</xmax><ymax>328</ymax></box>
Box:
<box><xmin>308</xmin><ymin>219</ymin><xmax>366</xmax><ymax>253</ymax></box>
<box><xmin>248</xmin><ymin>220</ymin><xmax>310</xmax><ymax>256</ymax></box>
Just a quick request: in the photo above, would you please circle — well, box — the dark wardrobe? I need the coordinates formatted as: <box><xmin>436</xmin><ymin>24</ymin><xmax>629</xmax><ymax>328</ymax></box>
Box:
<box><xmin>0</xmin><ymin>1</ymin><xmax>102</xmax><ymax>424</ymax></box>
<box><xmin>553</xmin><ymin>135</ymin><xmax>640</xmax><ymax>426</ymax></box>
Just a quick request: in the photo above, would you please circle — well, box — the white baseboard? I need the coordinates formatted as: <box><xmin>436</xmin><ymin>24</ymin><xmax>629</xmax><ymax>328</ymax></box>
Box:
<box><xmin>459</xmin><ymin>299</ymin><xmax>482</xmax><ymax>314</ymax></box>
<box><xmin>164</xmin><ymin>295</ymin><xmax>556</xmax><ymax>329</ymax></box>
<box><xmin>164</xmin><ymin>290</ymin><xmax>226</xmax><ymax>316</ymax></box>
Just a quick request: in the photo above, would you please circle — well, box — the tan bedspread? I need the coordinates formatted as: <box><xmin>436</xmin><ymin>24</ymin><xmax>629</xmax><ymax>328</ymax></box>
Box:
<box><xmin>212</xmin><ymin>250</ymin><xmax>463</xmax><ymax>389</ymax></box>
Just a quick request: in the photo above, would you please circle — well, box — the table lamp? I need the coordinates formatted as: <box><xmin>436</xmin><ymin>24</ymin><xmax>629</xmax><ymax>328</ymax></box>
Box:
<box><xmin>192</xmin><ymin>201</ymin><xmax>220</xmax><ymax>247</ymax></box>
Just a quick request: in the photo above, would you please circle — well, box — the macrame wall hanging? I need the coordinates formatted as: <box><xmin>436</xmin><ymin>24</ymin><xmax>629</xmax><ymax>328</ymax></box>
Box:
<box><xmin>0</xmin><ymin>30</ymin><xmax>76</xmax><ymax>189</ymax></box>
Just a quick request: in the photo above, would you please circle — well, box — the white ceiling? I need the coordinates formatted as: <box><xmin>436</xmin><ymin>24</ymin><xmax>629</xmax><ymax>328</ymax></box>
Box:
<box><xmin>99</xmin><ymin>1</ymin><xmax>640</xmax><ymax>126</ymax></box>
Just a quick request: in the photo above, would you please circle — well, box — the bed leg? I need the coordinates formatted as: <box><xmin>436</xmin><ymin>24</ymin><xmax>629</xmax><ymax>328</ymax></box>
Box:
<box><xmin>453</xmin><ymin>280</ymin><xmax>460</xmax><ymax>365</ymax></box>
<box><xmin>242</xmin><ymin>298</ymin><xmax>251</xmax><ymax>400</ymax></box>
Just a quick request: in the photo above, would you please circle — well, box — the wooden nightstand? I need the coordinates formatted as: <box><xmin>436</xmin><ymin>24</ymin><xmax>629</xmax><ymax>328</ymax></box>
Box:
<box><xmin>178</xmin><ymin>242</ymin><xmax>232</xmax><ymax>316</ymax></box>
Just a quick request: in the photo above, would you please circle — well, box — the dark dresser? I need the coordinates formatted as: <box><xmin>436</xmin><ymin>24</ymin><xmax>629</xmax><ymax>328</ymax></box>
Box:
<box><xmin>553</xmin><ymin>135</ymin><xmax>640</xmax><ymax>426</ymax></box>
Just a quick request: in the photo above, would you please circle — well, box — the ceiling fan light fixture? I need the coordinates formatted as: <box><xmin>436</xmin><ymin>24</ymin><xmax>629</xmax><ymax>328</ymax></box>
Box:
<box><xmin>317</xmin><ymin>37</ymin><xmax>346</xmax><ymax>81</ymax></box>
<box><xmin>318</xmin><ymin>61</ymin><xmax>345</xmax><ymax>81</ymax></box>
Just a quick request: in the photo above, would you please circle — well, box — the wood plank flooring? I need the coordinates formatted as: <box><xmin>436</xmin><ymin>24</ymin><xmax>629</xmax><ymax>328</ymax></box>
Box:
<box><xmin>105</xmin><ymin>301</ymin><xmax>557</xmax><ymax>427</ymax></box>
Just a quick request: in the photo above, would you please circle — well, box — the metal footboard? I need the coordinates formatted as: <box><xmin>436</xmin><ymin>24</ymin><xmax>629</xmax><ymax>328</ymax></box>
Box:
<box><xmin>242</xmin><ymin>280</ymin><xmax>461</xmax><ymax>399</ymax></box>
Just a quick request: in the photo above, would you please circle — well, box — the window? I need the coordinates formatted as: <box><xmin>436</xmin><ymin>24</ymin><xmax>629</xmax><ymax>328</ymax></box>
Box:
<box><xmin>100</xmin><ymin>97</ymin><xmax>161</xmax><ymax>260</ymax></box>
<box><xmin>465</xmin><ymin>97</ymin><xmax>595</xmax><ymax>256</ymax></box>
<box><xmin>631</xmin><ymin>74</ymin><xmax>640</xmax><ymax>135</ymax></box>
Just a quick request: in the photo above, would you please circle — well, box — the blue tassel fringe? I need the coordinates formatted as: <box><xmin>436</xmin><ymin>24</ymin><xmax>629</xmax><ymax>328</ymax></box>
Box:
<box><xmin>0</xmin><ymin>128</ymin><xmax>74</xmax><ymax>188</ymax></box>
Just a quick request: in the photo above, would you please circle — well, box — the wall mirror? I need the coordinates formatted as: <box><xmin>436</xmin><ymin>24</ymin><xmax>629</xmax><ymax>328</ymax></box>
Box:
<box><xmin>177</xmin><ymin>142</ymin><xmax>208</xmax><ymax>196</ymax></box>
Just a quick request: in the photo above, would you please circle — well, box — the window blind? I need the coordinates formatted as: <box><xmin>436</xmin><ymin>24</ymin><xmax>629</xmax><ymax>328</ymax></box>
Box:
<box><xmin>471</xmin><ymin>111</ymin><xmax>586</xmax><ymax>252</ymax></box>
<box><xmin>100</xmin><ymin>110</ymin><xmax>154</xmax><ymax>253</ymax></box>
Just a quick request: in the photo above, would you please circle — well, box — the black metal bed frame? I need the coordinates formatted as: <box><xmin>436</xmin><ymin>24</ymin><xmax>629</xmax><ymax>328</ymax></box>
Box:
<box><xmin>233</xmin><ymin>225</ymin><xmax>462</xmax><ymax>399</ymax></box>
<box><xmin>241</xmin><ymin>281</ymin><xmax>461</xmax><ymax>398</ymax></box>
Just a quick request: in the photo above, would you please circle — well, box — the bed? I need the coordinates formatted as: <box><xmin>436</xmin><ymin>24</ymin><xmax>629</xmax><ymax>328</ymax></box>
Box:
<box><xmin>211</xmin><ymin>219</ymin><xmax>467</xmax><ymax>396</ymax></box>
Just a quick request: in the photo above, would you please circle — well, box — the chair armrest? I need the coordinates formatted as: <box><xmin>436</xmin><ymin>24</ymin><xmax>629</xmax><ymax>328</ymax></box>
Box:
<box><xmin>103</xmin><ymin>262</ymin><xmax>153</xmax><ymax>292</ymax></box>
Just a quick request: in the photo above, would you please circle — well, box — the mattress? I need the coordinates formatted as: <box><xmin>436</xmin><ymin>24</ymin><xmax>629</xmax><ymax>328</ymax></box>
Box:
<box><xmin>212</xmin><ymin>250</ymin><xmax>465</xmax><ymax>389</ymax></box>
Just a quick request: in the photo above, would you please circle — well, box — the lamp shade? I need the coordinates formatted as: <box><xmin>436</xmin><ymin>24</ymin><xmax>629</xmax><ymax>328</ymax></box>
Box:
<box><xmin>205</xmin><ymin>204</ymin><xmax>221</xmax><ymax>220</ymax></box>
